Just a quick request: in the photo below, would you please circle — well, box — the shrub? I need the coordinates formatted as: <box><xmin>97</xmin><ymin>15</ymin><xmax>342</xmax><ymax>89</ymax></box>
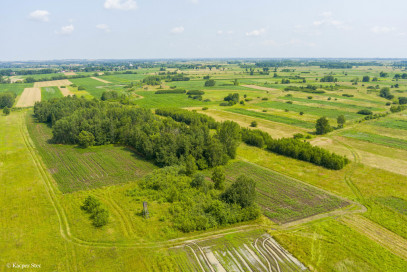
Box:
<box><xmin>3</xmin><ymin>107</ymin><xmax>10</xmax><ymax>115</ymax></box>
<box><xmin>204</xmin><ymin>79</ymin><xmax>216</xmax><ymax>87</ymax></box>
<box><xmin>250</xmin><ymin>121</ymin><xmax>258</xmax><ymax>127</ymax></box>
<box><xmin>221</xmin><ymin>175</ymin><xmax>256</xmax><ymax>208</ymax></box>
<box><xmin>78</xmin><ymin>131</ymin><xmax>95</xmax><ymax>148</ymax></box>
<box><xmin>202</xmin><ymin>107</ymin><xmax>208</xmax><ymax>110</ymax></box>
<box><xmin>187</xmin><ymin>90</ymin><xmax>205</xmax><ymax>95</ymax></box>
<box><xmin>155</xmin><ymin>89</ymin><xmax>185</xmax><ymax>94</ymax></box>
<box><xmin>357</xmin><ymin>109</ymin><xmax>373</xmax><ymax>115</ymax></box>
<box><xmin>78</xmin><ymin>86</ymin><xmax>86</xmax><ymax>90</ymax></box>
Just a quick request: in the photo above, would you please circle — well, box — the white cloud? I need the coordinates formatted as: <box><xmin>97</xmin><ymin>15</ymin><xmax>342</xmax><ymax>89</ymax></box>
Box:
<box><xmin>29</xmin><ymin>10</ymin><xmax>50</xmax><ymax>22</ymax></box>
<box><xmin>217</xmin><ymin>30</ymin><xmax>223</xmax><ymax>35</ymax></box>
<box><xmin>246</xmin><ymin>28</ymin><xmax>266</xmax><ymax>37</ymax></box>
<box><xmin>104</xmin><ymin>0</ymin><xmax>137</xmax><ymax>11</ymax></box>
<box><xmin>313</xmin><ymin>12</ymin><xmax>350</xmax><ymax>30</ymax></box>
<box><xmin>57</xmin><ymin>24</ymin><xmax>74</xmax><ymax>35</ymax></box>
<box><xmin>96</xmin><ymin>24</ymin><xmax>111</xmax><ymax>32</ymax></box>
<box><xmin>371</xmin><ymin>26</ymin><xmax>396</xmax><ymax>34</ymax></box>
<box><xmin>217</xmin><ymin>30</ymin><xmax>234</xmax><ymax>35</ymax></box>
<box><xmin>171</xmin><ymin>26</ymin><xmax>184</xmax><ymax>34</ymax></box>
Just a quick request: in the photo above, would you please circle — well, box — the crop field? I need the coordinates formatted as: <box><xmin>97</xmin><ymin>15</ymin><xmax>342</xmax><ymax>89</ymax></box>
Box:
<box><xmin>225</xmin><ymin>108</ymin><xmax>315</xmax><ymax>129</ymax></box>
<box><xmin>223</xmin><ymin>161</ymin><xmax>348</xmax><ymax>223</ymax></box>
<box><xmin>41</xmin><ymin>86</ymin><xmax>63</xmax><ymax>100</ymax></box>
<box><xmin>27</xmin><ymin>115</ymin><xmax>157</xmax><ymax>193</ymax></box>
<box><xmin>173</xmin><ymin>231</ymin><xmax>308</xmax><ymax>272</ymax></box>
<box><xmin>15</xmin><ymin>87</ymin><xmax>41</xmax><ymax>107</ymax></box>
<box><xmin>69</xmin><ymin>77</ymin><xmax>110</xmax><ymax>98</ymax></box>
<box><xmin>372</xmin><ymin>118</ymin><xmax>407</xmax><ymax>130</ymax></box>
<box><xmin>33</xmin><ymin>79</ymin><xmax>73</xmax><ymax>88</ymax></box>
<box><xmin>0</xmin><ymin>83</ymin><xmax>32</xmax><ymax>95</ymax></box>
<box><xmin>256</xmin><ymin>101</ymin><xmax>362</xmax><ymax>120</ymax></box>
<box><xmin>133</xmin><ymin>90</ymin><xmax>216</xmax><ymax>108</ymax></box>
<box><xmin>340</xmin><ymin>130</ymin><xmax>407</xmax><ymax>150</ymax></box>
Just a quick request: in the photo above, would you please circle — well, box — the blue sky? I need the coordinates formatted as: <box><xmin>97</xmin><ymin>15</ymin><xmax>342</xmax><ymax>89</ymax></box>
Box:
<box><xmin>1</xmin><ymin>0</ymin><xmax>406</xmax><ymax>60</ymax></box>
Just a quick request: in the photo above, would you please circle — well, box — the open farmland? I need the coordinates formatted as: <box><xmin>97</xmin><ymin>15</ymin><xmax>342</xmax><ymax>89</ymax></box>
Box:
<box><xmin>27</xmin><ymin>114</ymin><xmax>157</xmax><ymax>193</ymax></box>
<box><xmin>34</xmin><ymin>79</ymin><xmax>73</xmax><ymax>88</ymax></box>
<box><xmin>223</xmin><ymin>161</ymin><xmax>349</xmax><ymax>223</ymax></box>
<box><xmin>15</xmin><ymin>87</ymin><xmax>41</xmax><ymax>107</ymax></box>
<box><xmin>90</xmin><ymin>76</ymin><xmax>112</xmax><ymax>84</ymax></box>
<box><xmin>41</xmin><ymin>86</ymin><xmax>63</xmax><ymax>100</ymax></box>
<box><xmin>58</xmin><ymin>86</ymin><xmax>74</xmax><ymax>96</ymax></box>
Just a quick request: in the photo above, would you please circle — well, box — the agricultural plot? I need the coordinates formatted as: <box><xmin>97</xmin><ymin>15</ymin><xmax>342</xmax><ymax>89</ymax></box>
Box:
<box><xmin>27</xmin><ymin>116</ymin><xmax>157</xmax><ymax>193</ymax></box>
<box><xmin>225</xmin><ymin>108</ymin><xmax>315</xmax><ymax>129</ymax></box>
<box><xmin>34</xmin><ymin>79</ymin><xmax>73</xmax><ymax>88</ymax></box>
<box><xmin>58</xmin><ymin>86</ymin><xmax>74</xmax><ymax>96</ymax></box>
<box><xmin>0</xmin><ymin>83</ymin><xmax>32</xmax><ymax>96</ymax></box>
<box><xmin>280</xmin><ymin>96</ymin><xmax>384</xmax><ymax>111</ymax></box>
<box><xmin>257</xmin><ymin>101</ymin><xmax>362</xmax><ymax>120</ymax></box>
<box><xmin>175</xmin><ymin>232</ymin><xmax>308</xmax><ymax>272</ymax></box>
<box><xmin>15</xmin><ymin>87</ymin><xmax>41</xmax><ymax>107</ymax></box>
<box><xmin>224</xmin><ymin>161</ymin><xmax>348</xmax><ymax>223</ymax></box>
<box><xmin>133</xmin><ymin>91</ymin><xmax>215</xmax><ymax>108</ymax></box>
<box><xmin>41</xmin><ymin>86</ymin><xmax>63</xmax><ymax>100</ymax></box>
<box><xmin>90</xmin><ymin>76</ymin><xmax>111</xmax><ymax>84</ymax></box>
<box><xmin>340</xmin><ymin>130</ymin><xmax>407</xmax><ymax>150</ymax></box>
<box><xmin>69</xmin><ymin>77</ymin><xmax>109</xmax><ymax>98</ymax></box>
<box><xmin>372</xmin><ymin>118</ymin><xmax>407</xmax><ymax>131</ymax></box>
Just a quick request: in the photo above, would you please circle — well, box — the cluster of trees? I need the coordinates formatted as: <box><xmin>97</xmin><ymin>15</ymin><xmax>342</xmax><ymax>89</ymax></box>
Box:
<box><xmin>379</xmin><ymin>87</ymin><xmax>394</xmax><ymax>100</ymax></box>
<box><xmin>0</xmin><ymin>92</ymin><xmax>15</xmax><ymax>109</ymax></box>
<box><xmin>142</xmin><ymin>76</ymin><xmax>161</xmax><ymax>85</ymax></box>
<box><xmin>320</xmin><ymin>75</ymin><xmax>338</xmax><ymax>82</ymax></box>
<box><xmin>81</xmin><ymin>196</ymin><xmax>109</xmax><ymax>227</ymax></box>
<box><xmin>204</xmin><ymin>79</ymin><xmax>216</xmax><ymax>87</ymax></box>
<box><xmin>155</xmin><ymin>89</ymin><xmax>186</xmax><ymax>94</ymax></box>
<box><xmin>399</xmin><ymin>97</ymin><xmax>407</xmax><ymax>105</ymax></box>
<box><xmin>131</xmin><ymin>166</ymin><xmax>259</xmax><ymax>233</ymax></box>
<box><xmin>284</xmin><ymin>85</ymin><xmax>325</xmax><ymax>94</ymax></box>
<box><xmin>101</xmin><ymin>90</ymin><xmax>120</xmax><ymax>101</ymax></box>
<box><xmin>223</xmin><ymin>93</ymin><xmax>240</xmax><ymax>106</ymax></box>
<box><xmin>34</xmin><ymin>97</ymin><xmax>239</xmax><ymax>169</ymax></box>
<box><xmin>390</xmin><ymin>105</ymin><xmax>407</xmax><ymax>113</ymax></box>
<box><xmin>186</xmin><ymin>90</ymin><xmax>205</xmax><ymax>95</ymax></box>
<box><xmin>25</xmin><ymin>74</ymin><xmax>86</xmax><ymax>83</ymax></box>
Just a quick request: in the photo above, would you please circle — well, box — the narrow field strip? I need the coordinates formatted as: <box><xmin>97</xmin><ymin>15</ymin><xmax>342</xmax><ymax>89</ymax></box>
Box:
<box><xmin>340</xmin><ymin>130</ymin><xmax>407</xmax><ymax>150</ymax></box>
<box><xmin>34</xmin><ymin>79</ymin><xmax>73</xmax><ymax>88</ymax></box>
<box><xmin>90</xmin><ymin>77</ymin><xmax>111</xmax><ymax>84</ymax></box>
<box><xmin>16</xmin><ymin>87</ymin><xmax>41</xmax><ymax>107</ymax></box>
<box><xmin>342</xmin><ymin>215</ymin><xmax>407</xmax><ymax>260</ymax></box>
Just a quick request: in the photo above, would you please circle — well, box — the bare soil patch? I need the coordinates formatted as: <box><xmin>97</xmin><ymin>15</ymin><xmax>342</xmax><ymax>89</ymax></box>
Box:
<box><xmin>58</xmin><ymin>86</ymin><xmax>74</xmax><ymax>97</ymax></box>
<box><xmin>90</xmin><ymin>77</ymin><xmax>111</xmax><ymax>84</ymax></box>
<box><xmin>16</xmin><ymin>88</ymin><xmax>41</xmax><ymax>107</ymax></box>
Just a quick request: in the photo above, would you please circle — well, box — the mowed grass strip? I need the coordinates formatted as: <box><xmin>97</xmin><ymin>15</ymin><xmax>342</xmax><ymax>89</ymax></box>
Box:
<box><xmin>41</xmin><ymin>86</ymin><xmax>63</xmax><ymax>100</ymax></box>
<box><xmin>133</xmin><ymin>91</ymin><xmax>215</xmax><ymax>108</ymax></box>
<box><xmin>256</xmin><ymin>101</ymin><xmax>361</xmax><ymax>120</ymax></box>
<box><xmin>27</xmin><ymin>115</ymin><xmax>157</xmax><ymax>193</ymax></box>
<box><xmin>225</xmin><ymin>108</ymin><xmax>315</xmax><ymax>129</ymax></box>
<box><xmin>224</xmin><ymin>161</ymin><xmax>348</xmax><ymax>224</ymax></box>
<box><xmin>280</xmin><ymin>96</ymin><xmax>384</xmax><ymax>111</ymax></box>
<box><xmin>340</xmin><ymin>130</ymin><xmax>407</xmax><ymax>150</ymax></box>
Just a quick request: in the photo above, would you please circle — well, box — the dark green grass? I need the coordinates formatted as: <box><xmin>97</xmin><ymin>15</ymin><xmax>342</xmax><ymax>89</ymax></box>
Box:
<box><xmin>41</xmin><ymin>87</ymin><xmax>63</xmax><ymax>100</ymax></box>
<box><xmin>281</xmin><ymin>96</ymin><xmax>384</xmax><ymax>111</ymax></box>
<box><xmin>257</xmin><ymin>101</ymin><xmax>362</xmax><ymax>120</ymax></box>
<box><xmin>371</xmin><ymin>119</ymin><xmax>407</xmax><ymax>130</ymax></box>
<box><xmin>320</xmin><ymin>93</ymin><xmax>387</xmax><ymax>105</ymax></box>
<box><xmin>27</xmin><ymin>115</ymin><xmax>157</xmax><ymax>193</ymax></box>
<box><xmin>375</xmin><ymin>197</ymin><xmax>407</xmax><ymax>216</ymax></box>
<box><xmin>99</xmin><ymin>73</ymin><xmax>146</xmax><ymax>83</ymax></box>
<box><xmin>69</xmin><ymin>78</ymin><xmax>109</xmax><ymax>98</ymax></box>
<box><xmin>133</xmin><ymin>91</ymin><xmax>216</xmax><ymax>108</ymax></box>
<box><xmin>0</xmin><ymin>83</ymin><xmax>32</xmax><ymax>95</ymax></box>
<box><xmin>340</xmin><ymin>130</ymin><xmax>407</xmax><ymax>150</ymax></box>
<box><xmin>223</xmin><ymin>161</ymin><xmax>348</xmax><ymax>224</ymax></box>
<box><xmin>225</xmin><ymin>108</ymin><xmax>315</xmax><ymax>129</ymax></box>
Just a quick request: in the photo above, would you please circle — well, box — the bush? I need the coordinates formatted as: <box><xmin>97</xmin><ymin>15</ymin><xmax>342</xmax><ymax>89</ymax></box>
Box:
<box><xmin>155</xmin><ymin>89</ymin><xmax>185</xmax><ymax>94</ymax></box>
<box><xmin>3</xmin><ymin>107</ymin><xmax>10</xmax><ymax>115</ymax></box>
<box><xmin>221</xmin><ymin>175</ymin><xmax>256</xmax><ymax>208</ymax></box>
<box><xmin>81</xmin><ymin>196</ymin><xmax>109</xmax><ymax>227</ymax></box>
<box><xmin>78</xmin><ymin>131</ymin><xmax>95</xmax><ymax>148</ymax></box>
<box><xmin>78</xmin><ymin>86</ymin><xmax>86</xmax><ymax>90</ymax></box>
<box><xmin>293</xmin><ymin>133</ymin><xmax>304</xmax><ymax>139</ymax></box>
<box><xmin>250</xmin><ymin>121</ymin><xmax>258</xmax><ymax>127</ymax></box>
<box><xmin>202</xmin><ymin>107</ymin><xmax>208</xmax><ymax>110</ymax></box>
<box><xmin>357</xmin><ymin>109</ymin><xmax>373</xmax><ymax>115</ymax></box>
<box><xmin>187</xmin><ymin>90</ymin><xmax>205</xmax><ymax>95</ymax></box>
<box><xmin>261</xmin><ymin>97</ymin><xmax>269</xmax><ymax>101</ymax></box>
<box><xmin>204</xmin><ymin>79</ymin><xmax>216</xmax><ymax>87</ymax></box>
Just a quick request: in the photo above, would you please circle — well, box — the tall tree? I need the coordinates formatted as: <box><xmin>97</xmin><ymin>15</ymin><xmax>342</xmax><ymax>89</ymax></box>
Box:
<box><xmin>316</xmin><ymin>117</ymin><xmax>332</xmax><ymax>135</ymax></box>
<box><xmin>212</xmin><ymin>166</ymin><xmax>225</xmax><ymax>190</ymax></box>
<box><xmin>216</xmin><ymin>121</ymin><xmax>241</xmax><ymax>159</ymax></box>
<box><xmin>337</xmin><ymin>115</ymin><xmax>346</xmax><ymax>128</ymax></box>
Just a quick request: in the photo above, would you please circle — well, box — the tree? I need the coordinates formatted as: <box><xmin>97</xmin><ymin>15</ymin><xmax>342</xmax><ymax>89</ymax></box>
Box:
<box><xmin>91</xmin><ymin>207</ymin><xmax>109</xmax><ymax>227</ymax></box>
<box><xmin>362</xmin><ymin>76</ymin><xmax>370</xmax><ymax>82</ymax></box>
<box><xmin>250</xmin><ymin>121</ymin><xmax>258</xmax><ymax>127</ymax></box>
<box><xmin>81</xmin><ymin>196</ymin><xmax>101</xmax><ymax>213</ymax></box>
<box><xmin>185</xmin><ymin>154</ymin><xmax>198</xmax><ymax>176</ymax></box>
<box><xmin>316</xmin><ymin>117</ymin><xmax>332</xmax><ymax>135</ymax></box>
<box><xmin>399</xmin><ymin>97</ymin><xmax>407</xmax><ymax>105</ymax></box>
<box><xmin>191</xmin><ymin>173</ymin><xmax>205</xmax><ymax>188</ymax></box>
<box><xmin>380</xmin><ymin>87</ymin><xmax>392</xmax><ymax>99</ymax></box>
<box><xmin>217</xmin><ymin>121</ymin><xmax>241</xmax><ymax>159</ymax></box>
<box><xmin>204</xmin><ymin>79</ymin><xmax>216</xmax><ymax>87</ymax></box>
<box><xmin>3</xmin><ymin>107</ymin><xmax>10</xmax><ymax>115</ymax></box>
<box><xmin>78</xmin><ymin>131</ymin><xmax>95</xmax><ymax>148</ymax></box>
<box><xmin>337</xmin><ymin>115</ymin><xmax>345</xmax><ymax>128</ymax></box>
<box><xmin>233</xmin><ymin>79</ymin><xmax>239</xmax><ymax>86</ymax></box>
<box><xmin>221</xmin><ymin>175</ymin><xmax>256</xmax><ymax>208</ymax></box>
<box><xmin>212</xmin><ymin>166</ymin><xmax>225</xmax><ymax>190</ymax></box>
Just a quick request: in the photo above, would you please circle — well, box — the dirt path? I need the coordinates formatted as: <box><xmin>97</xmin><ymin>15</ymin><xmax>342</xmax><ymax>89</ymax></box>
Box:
<box><xmin>16</xmin><ymin>87</ymin><xmax>41</xmax><ymax>107</ymax></box>
<box><xmin>90</xmin><ymin>77</ymin><xmax>111</xmax><ymax>84</ymax></box>
<box><xmin>34</xmin><ymin>79</ymin><xmax>73</xmax><ymax>88</ymax></box>
<box><xmin>242</xmin><ymin>85</ymin><xmax>280</xmax><ymax>92</ymax></box>
<box><xmin>342</xmin><ymin>215</ymin><xmax>407</xmax><ymax>260</ymax></box>
<box><xmin>58</xmin><ymin>86</ymin><xmax>74</xmax><ymax>97</ymax></box>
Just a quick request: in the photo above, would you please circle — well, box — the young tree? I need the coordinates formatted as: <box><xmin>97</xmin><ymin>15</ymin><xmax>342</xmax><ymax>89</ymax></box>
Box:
<box><xmin>204</xmin><ymin>79</ymin><xmax>216</xmax><ymax>87</ymax></box>
<box><xmin>250</xmin><ymin>121</ymin><xmax>258</xmax><ymax>127</ymax></box>
<box><xmin>362</xmin><ymin>76</ymin><xmax>370</xmax><ymax>82</ymax></box>
<box><xmin>217</xmin><ymin>121</ymin><xmax>241</xmax><ymax>159</ymax></box>
<box><xmin>212</xmin><ymin>166</ymin><xmax>225</xmax><ymax>190</ymax></box>
<box><xmin>316</xmin><ymin>117</ymin><xmax>332</xmax><ymax>135</ymax></box>
<box><xmin>78</xmin><ymin>131</ymin><xmax>95</xmax><ymax>148</ymax></box>
<box><xmin>191</xmin><ymin>173</ymin><xmax>205</xmax><ymax>188</ymax></box>
<box><xmin>233</xmin><ymin>79</ymin><xmax>239</xmax><ymax>86</ymax></box>
<box><xmin>3</xmin><ymin>106</ymin><xmax>10</xmax><ymax>115</ymax></box>
<box><xmin>221</xmin><ymin>175</ymin><xmax>256</xmax><ymax>208</ymax></box>
<box><xmin>91</xmin><ymin>207</ymin><xmax>109</xmax><ymax>227</ymax></box>
<box><xmin>337</xmin><ymin>115</ymin><xmax>345</xmax><ymax>128</ymax></box>
<box><xmin>185</xmin><ymin>154</ymin><xmax>198</xmax><ymax>176</ymax></box>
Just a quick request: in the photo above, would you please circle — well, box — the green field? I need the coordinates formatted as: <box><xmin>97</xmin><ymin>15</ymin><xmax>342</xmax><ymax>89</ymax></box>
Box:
<box><xmin>223</xmin><ymin>161</ymin><xmax>348</xmax><ymax>223</ymax></box>
<box><xmin>225</xmin><ymin>108</ymin><xmax>315</xmax><ymax>129</ymax></box>
<box><xmin>0</xmin><ymin>83</ymin><xmax>32</xmax><ymax>95</ymax></box>
<box><xmin>133</xmin><ymin>91</ymin><xmax>216</xmax><ymax>108</ymax></box>
<box><xmin>69</xmin><ymin>78</ymin><xmax>110</xmax><ymax>98</ymax></box>
<box><xmin>341</xmin><ymin>130</ymin><xmax>407</xmax><ymax>150</ymax></box>
<box><xmin>372</xmin><ymin>118</ymin><xmax>407</xmax><ymax>130</ymax></box>
<box><xmin>257</xmin><ymin>100</ymin><xmax>362</xmax><ymax>120</ymax></box>
<box><xmin>41</xmin><ymin>86</ymin><xmax>63</xmax><ymax>100</ymax></box>
<box><xmin>27</xmin><ymin>115</ymin><xmax>157</xmax><ymax>193</ymax></box>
